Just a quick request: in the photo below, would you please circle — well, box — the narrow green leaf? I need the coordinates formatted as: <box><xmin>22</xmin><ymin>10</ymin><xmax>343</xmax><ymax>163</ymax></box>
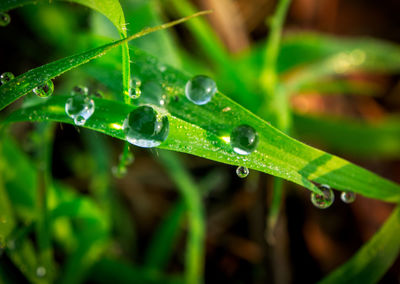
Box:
<box><xmin>319</xmin><ymin>206</ymin><xmax>400</xmax><ymax>284</ymax></box>
<box><xmin>0</xmin><ymin>10</ymin><xmax>210</xmax><ymax>111</ymax></box>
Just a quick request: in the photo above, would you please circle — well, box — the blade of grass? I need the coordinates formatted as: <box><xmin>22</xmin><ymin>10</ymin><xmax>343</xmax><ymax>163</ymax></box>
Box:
<box><xmin>0</xmin><ymin>10</ymin><xmax>211</xmax><ymax>111</ymax></box>
<box><xmin>157</xmin><ymin>150</ymin><xmax>205</xmax><ymax>284</ymax></box>
<box><xmin>319</xmin><ymin>205</ymin><xmax>400</xmax><ymax>284</ymax></box>
<box><xmin>0</xmin><ymin>0</ymin><xmax>131</xmax><ymax>103</ymax></box>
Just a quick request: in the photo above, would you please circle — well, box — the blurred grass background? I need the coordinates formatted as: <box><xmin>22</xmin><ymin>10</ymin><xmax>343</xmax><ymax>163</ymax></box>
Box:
<box><xmin>1</xmin><ymin>0</ymin><xmax>400</xmax><ymax>283</ymax></box>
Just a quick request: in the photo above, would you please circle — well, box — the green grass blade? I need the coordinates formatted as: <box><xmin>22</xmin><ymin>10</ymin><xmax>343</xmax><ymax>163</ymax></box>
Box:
<box><xmin>0</xmin><ymin>10</ymin><xmax>210</xmax><ymax>111</ymax></box>
<box><xmin>5</xmin><ymin>92</ymin><xmax>400</xmax><ymax>202</ymax></box>
<box><xmin>319</xmin><ymin>205</ymin><xmax>400</xmax><ymax>284</ymax></box>
<box><xmin>0</xmin><ymin>0</ymin><xmax>131</xmax><ymax>101</ymax></box>
<box><xmin>293</xmin><ymin>112</ymin><xmax>400</xmax><ymax>158</ymax></box>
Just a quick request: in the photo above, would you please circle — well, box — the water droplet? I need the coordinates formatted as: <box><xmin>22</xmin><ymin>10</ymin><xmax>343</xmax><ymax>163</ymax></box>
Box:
<box><xmin>341</xmin><ymin>191</ymin><xmax>356</xmax><ymax>204</ymax></box>
<box><xmin>311</xmin><ymin>185</ymin><xmax>334</xmax><ymax>209</ymax></box>
<box><xmin>185</xmin><ymin>75</ymin><xmax>217</xmax><ymax>105</ymax></box>
<box><xmin>65</xmin><ymin>94</ymin><xmax>95</xmax><ymax>126</ymax></box>
<box><xmin>36</xmin><ymin>266</ymin><xmax>46</xmax><ymax>278</ymax></box>
<box><xmin>141</xmin><ymin>81</ymin><xmax>164</xmax><ymax>106</ymax></box>
<box><xmin>0</xmin><ymin>13</ymin><xmax>10</xmax><ymax>27</ymax></box>
<box><xmin>230</xmin><ymin>125</ymin><xmax>259</xmax><ymax>155</ymax></box>
<box><xmin>71</xmin><ymin>85</ymin><xmax>89</xmax><ymax>96</ymax></box>
<box><xmin>0</xmin><ymin>72</ymin><xmax>14</xmax><ymax>84</ymax></box>
<box><xmin>123</xmin><ymin>106</ymin><xmax>169</xmax><ymax>148</ymax></box>
<box><xmin>32</xmin><ymin>80</ymin><xmax>54</xmax><ymax>98</ymax></box>
<box><xmin>129</xmin><ymin>77</ymin><xmax>142</xmax><ymax>99</ymax></box>
<box><xmin>236</xmin><ymin>166</ymin><xmax>249</xmax><ymax>178</ymax></box>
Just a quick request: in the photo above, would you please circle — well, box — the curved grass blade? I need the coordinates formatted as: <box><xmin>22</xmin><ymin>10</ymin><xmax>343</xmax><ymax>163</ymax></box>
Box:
<box><xmin>0</xmin><ymin>10</ymin><xmax>211</xmax><ymax>111</ymax></box>
<box><xmin>0</xmin><ymin>0</ymin><xmax>131</xmax><ymax>101</ymax></box>
<box><xmin>319</xmin><ymin>206</ymin><xmax>400</xmax><ymax>284</ymax></box>
<box><xmin>5</xmin><ymin>93</ymin><xmax>400</xmax><ymax>202</ymax></box>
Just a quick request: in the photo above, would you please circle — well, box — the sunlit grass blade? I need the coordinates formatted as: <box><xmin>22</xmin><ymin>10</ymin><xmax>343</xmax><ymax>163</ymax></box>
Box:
<box><xmin>293</xmin><ymin>112</ymin><xmax>400</xmax><ymax>158</ymax></box>
<box><xmin>319</xmin><ymin>206</ymin><xmax>400</xmax><ymax>284</ymax></box>
<box><xmin>5</xmin><ymin>91</ymin><xmax>400</xmax><ymax>203</ymax></box>
<box><xmin>0</xmin><ymin>10</ymin><xmax>211</xmax><ymax>111</ymax></box>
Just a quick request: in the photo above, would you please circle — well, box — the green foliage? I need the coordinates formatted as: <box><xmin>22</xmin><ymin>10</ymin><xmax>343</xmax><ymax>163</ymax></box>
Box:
<box><xmin>1</xmin><ymin>0</ymin><xmax>400</xmax><ymax>283</ymax></box>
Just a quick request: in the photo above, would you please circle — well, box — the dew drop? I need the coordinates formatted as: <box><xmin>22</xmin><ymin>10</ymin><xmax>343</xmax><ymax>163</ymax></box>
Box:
<box><xmin>129</xmin><ymin>77</ymin><xmax>142</xmax><ymax>99</ymax></box>
<box><xmin>230</xmin><ymin>125</ymin><xmax>259</xmax><ymax>155</ymax></box>
<box><xmin>185</xmin><ymin>75</ymin><xmax>217</xmax><ymax>105</ymax></box>
<box><xmin>341</xmin><ymin>191</ymin><xmax>356</xmax><ymax>204</ymax></box>
<box><xmin>0</xmin><ymin>72</ymin><xmax>14</xmax><ymax>84</ymax></box>
<box><xmin>33</xmin><ymin>80</ymin><xmax>54</xmax><ymax>98</ymax></box>
<box><xmin>36</xmin><ymin>266</ymin><xmax>46</xmax><ymax>278</ymax></box>
<box><xmin>71</xmin><ymin>85</ymin><xmax>89</xmax><ymax>96</ymax></box>
<box><xmin>311</xmin><ymin>185</ymin><xmax>334</xmax><ymax>209</ymax></box>
<box><xmin>65</xmin><ymin>94</ymin><xmax>95</xmax><ymax>126</ymax></box>
<box><xmin>0</xmin><ymin>13</ymin><xmax>10</xmax><ymax>27</ymax></box>
<box><xmin>112</xmin><ymin>165</ymin><xmax>127</xmax><ymax>178</ymax></box>
<box><xmin>123</xmin><ymin>106</ymin><xmax>169</xmax><ymax>148</ymax></box>
<box><xmin>236</xmin><ymin>166</ymin><xmax>249</xmax><ymax>178</ymax></box>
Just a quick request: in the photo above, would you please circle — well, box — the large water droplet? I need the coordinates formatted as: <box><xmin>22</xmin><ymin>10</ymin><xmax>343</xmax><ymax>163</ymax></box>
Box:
<box><xmin>0</xmin><ymin>72</ymin><xmax>14</xmax><ymax>84</ymax></box>
<box><xmin>36</xmin><ymin>266</ymin><xmax>46</xmax><ymax>278</ymax></box>
<box><xmin>341</xmin><ymin>191</ymin><xmax>356</xmax><ymax>204</ymax></box>
<box><xmin>65</xmin><ymin>93</ymin><xmax>95</xmax><ymax>126</ymax></box>
<box><xmin>33</xmin><ymin>80</ymin><xmax>54</xmax><ymax>98</ymax></box>
<box><xmin>236</xmin><ymin>166</ymin><xmax>249</xmax><ymax>178</ymax></box>
<box><xmin>123</xmin><ymin>106</ymin><xmax>169</xmax><ymax>148</ymax></box>
<box><xmin>0</xmin><ymin>13</ymin><xmax>10</xmax><ymax>27</ymax></box>
<box><xmin>311</xmin><ymin>185</ymin><xmax>334</xmax><ymax>209</ymax></box>
<box><xmin>185</xmin><ymin>75</ymin><xmax>217</xmax><ymax>105</ymax></box>
<box><xmin>129</xmin><ymin>77</ymin><xmax>142</xmax><ymax>99</ymax></box>
<box><xmin>230</xmin><ymin>125</ymin><xmax>259</xmax><ymax>155</ymax></box>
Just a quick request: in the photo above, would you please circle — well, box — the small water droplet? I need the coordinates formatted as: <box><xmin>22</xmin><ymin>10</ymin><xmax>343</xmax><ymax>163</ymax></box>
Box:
<box><xmin>36</xmin><ymin>266</ymin><xmax>46</xmax><ymax>278</ymax></box>
<box><xmin>236</xmin><ymin>166</ymin><xmax>249</xmax><ymax>178</ymax></box>
<box><xmin>0</xmin><ymin>13</ymin><xmax>10</xmax><ymax>27</ymax></box>
<box><xmin>230</xmin><ymin>125</ymin><xmax>259</xmax><ymax>155</ymax></box>
<box><xmin>71</xmin><ymin>85</ymin><xmax>89</xmax><ymax>96</ymax></box>
<box><xmin>341</xmin><ymin>191</ymin><xmax>356</xmax><ymax>204</ymax></box>
<box><xmin>311</xmin><ymin>185</ymin><xmax>334</xmax><ymax>209</ymax></box>
<box><xmin>129</xmin><ymin>77</ymin><xmax>142</xmax><ymax>99</ymax></box>
<box><xmin>33</xmin><ymin>80</ymin><xmax>54</xmax><ymax>98</ymax></box>
<box><xmin>185</xmin><ymin>75</ymin><xmax>217</xmax><ymax>105</ymax></box>
<box><xmin>65</xmin><ymin>94</ymin><xmax>95</xmax><ymax>126</ymax></box>
<box><xmin>0</xmin><ymin>72</ymin><xmax>14</xmax><ymax>84</ymax></box>
<box><xmin>123</xmin><ymin>106</ymin><xmax>169</xmax><ymax>148</ymax></box>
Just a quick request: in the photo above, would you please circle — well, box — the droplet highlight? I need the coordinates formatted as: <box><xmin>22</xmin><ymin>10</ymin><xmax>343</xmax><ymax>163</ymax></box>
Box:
<box><xmin>36</xmin><ymin>266</ymin><xmax>46</xmax><ymax>278</ymax></box>
<box><xmin>33</xmin><ymin>80</ymin><xmax>54</xmax><ymax>98</ymax></box>
<box><xmin>123</xmin><ymin>106</ymin><xmax>169</xmax><ymax>148</ymax></box>
<box><xmin>65</xmin><ymin>91</ymin><xmax>95</xmax><ymax>126</ymax></box>
<box><xmin>341</xmin><ymin>191</ymin><xmax>356</xmax><ymax>204</ymax></box>
<box><xmin>0</xmin><ymin>13</ymin><xmax>10</xmax><ymax>27</ymax></box>
<box><xmin>311</xmin><ymin>185</ymin><xmax>334</xmax><ymax>209</ymax></box>
<box><xmin>230</xmin><ymin>125</ymin><xmax>259</xmax><ymax>155</ymax></box>
<box><xmin>0</xmin><ymin>72</ymin><xmax>14</xmax><ymax>84</ymax></box>
<box><xmin>185</xmin><ymin>75</ymin><xmax>217</xmax><ymax>105</ymax></box>
<box><xmin>236</xmin><ymin>166</ymin><xmax>249</xmax><ymax>178</ymax></box>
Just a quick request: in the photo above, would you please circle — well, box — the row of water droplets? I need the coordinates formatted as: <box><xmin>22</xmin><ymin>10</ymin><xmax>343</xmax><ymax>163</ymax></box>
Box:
<box><xmin>2</xmin><ymin>71</ymin><xmax>356</xmax><ymax>208</ymax></box>
<box><xmin>311</xmin><ymin>184</ymin><xmax>356</xmax><ymax>209</ymax></box>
